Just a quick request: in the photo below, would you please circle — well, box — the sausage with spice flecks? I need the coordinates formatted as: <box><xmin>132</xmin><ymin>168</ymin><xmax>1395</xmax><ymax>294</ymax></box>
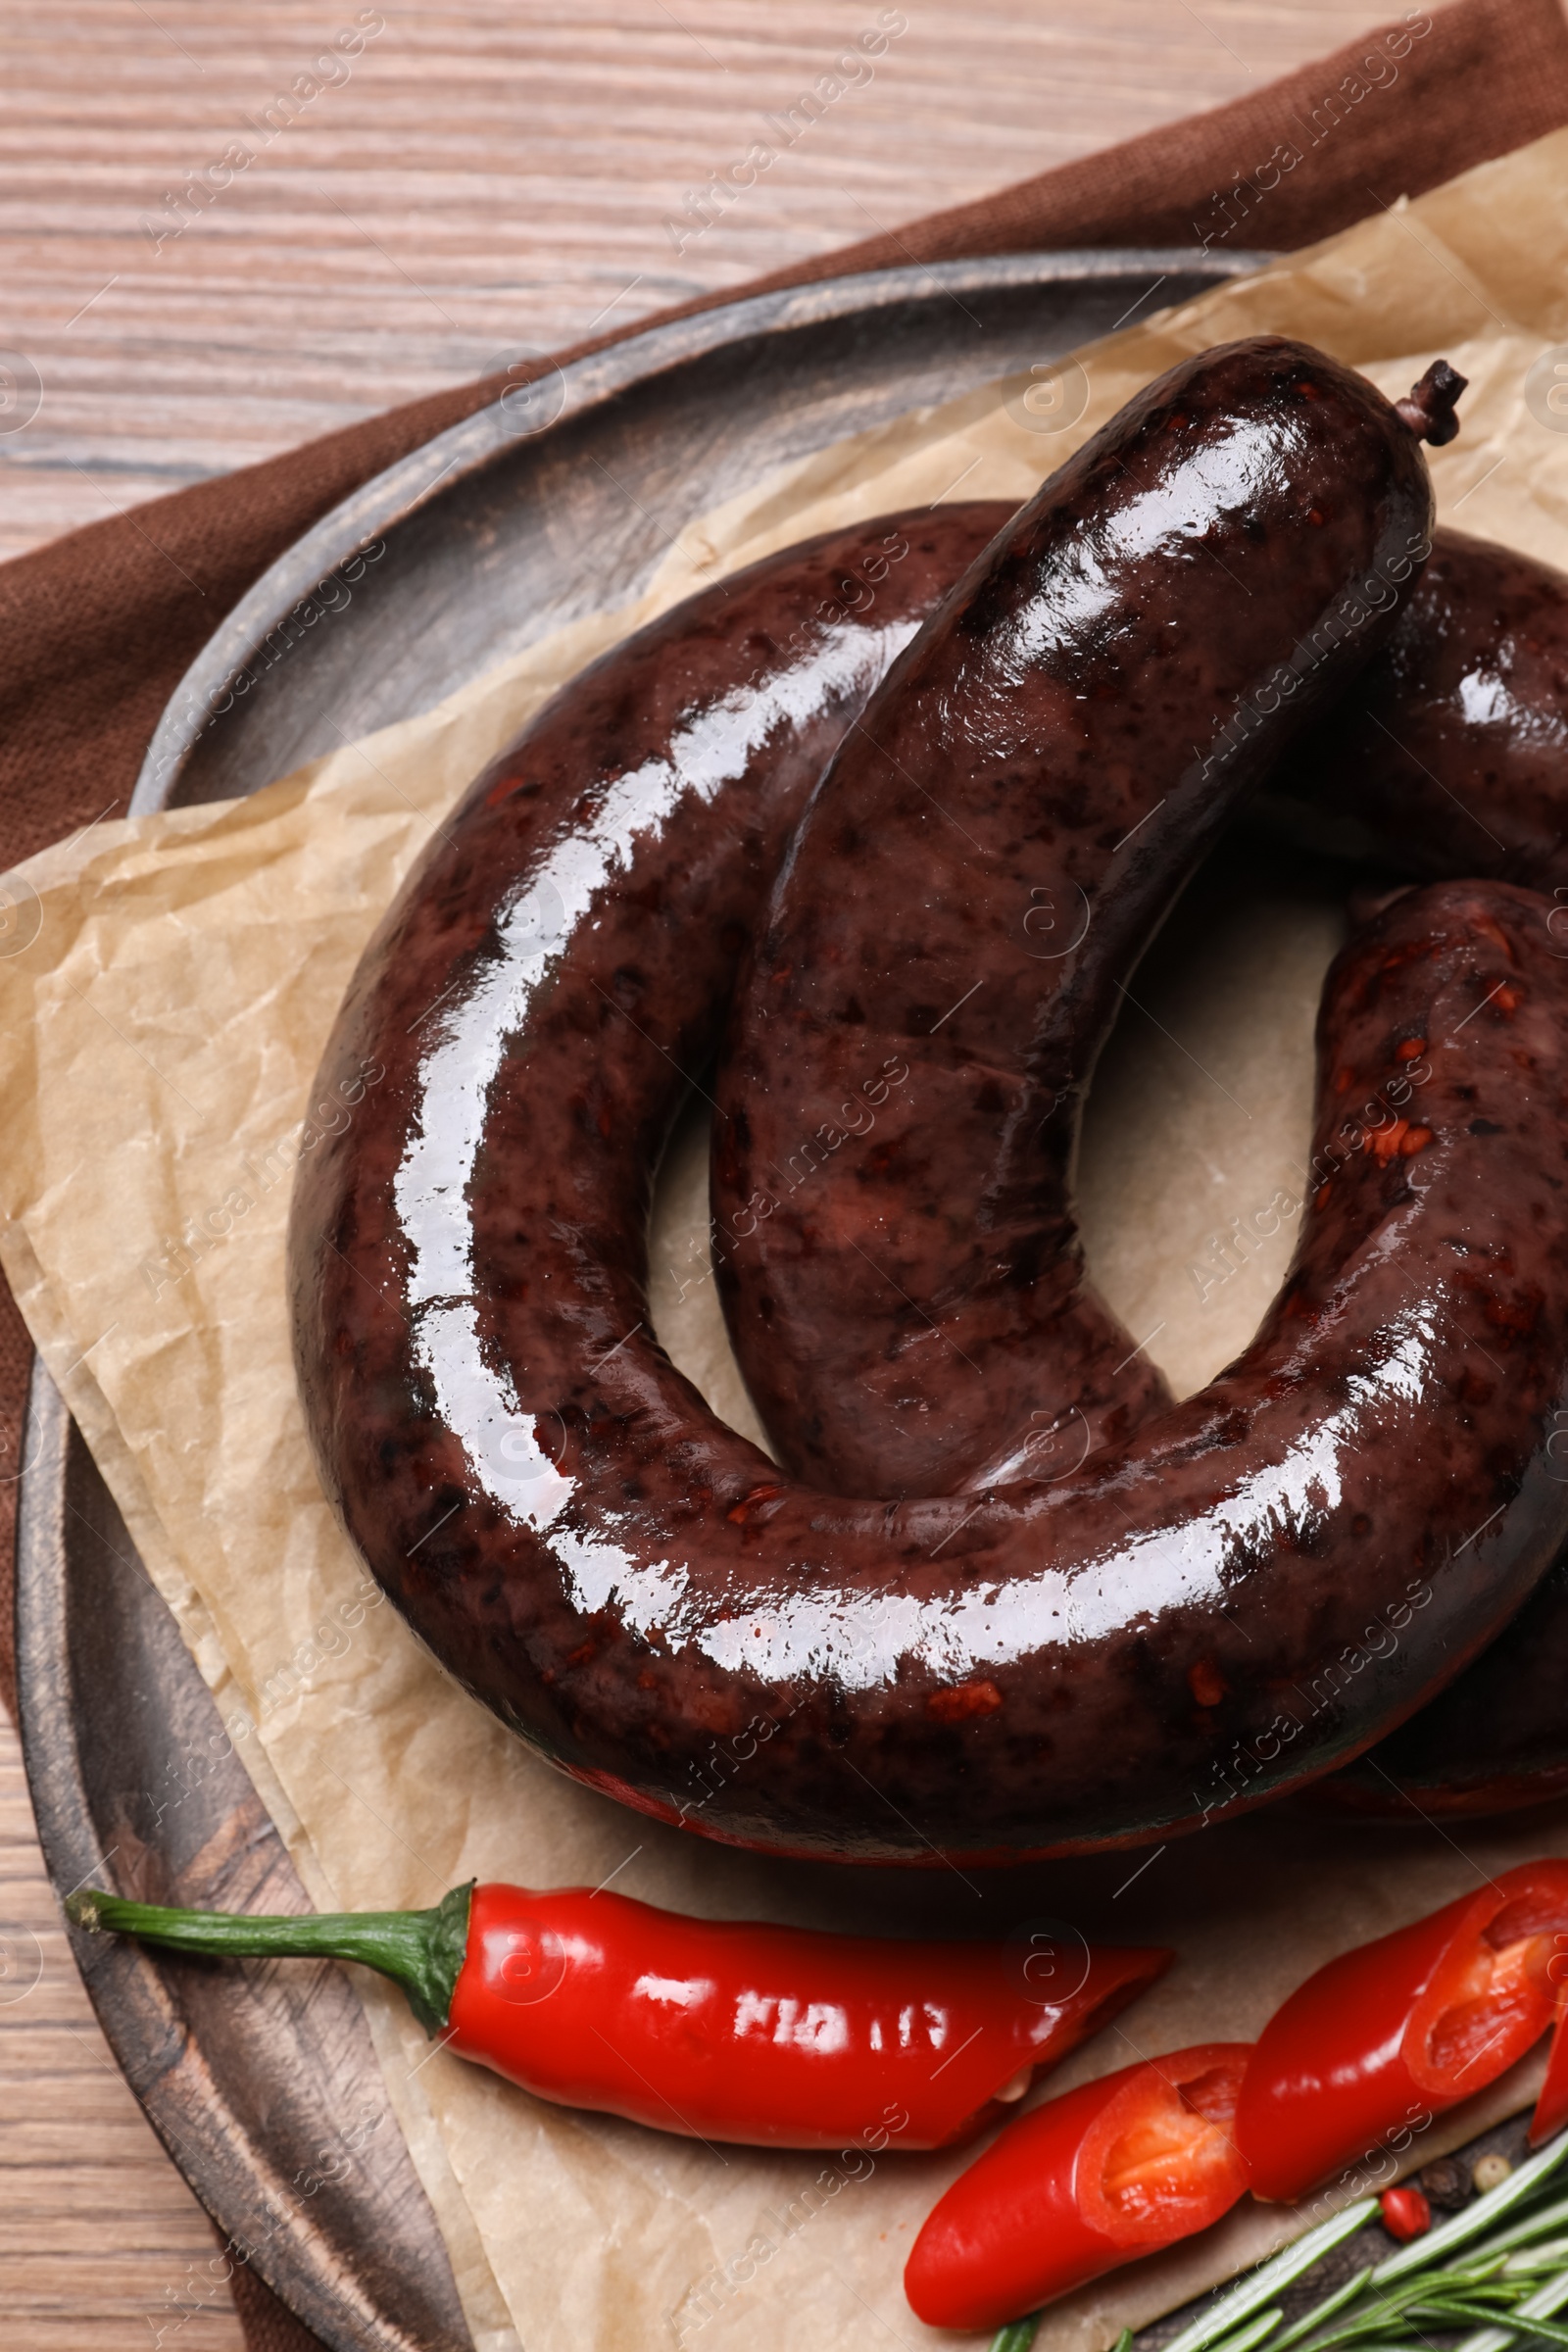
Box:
<box><xmin>714</xmin><ymin>503</ymin><xmax>1568</xmax><ymax>1824</ymax></box>
<box><xmin>291</xmin><ymin>339</ymin><xmax>1567</xmax><ymax>1864</ymax></box>
<box><xmin>1273</xmin><ymin>529</ymin><xmax>1568</xmax><ymax>1818</ymax></box>
<box><xmin>1277</xmin><ymin>527</ymin><xmax>1568</xmax><ymax>895</ymax></box>
<box><xmin>708</xmin><ymin>351</ymin><xmax>1454</xmax><ymax>1502</ymax></box>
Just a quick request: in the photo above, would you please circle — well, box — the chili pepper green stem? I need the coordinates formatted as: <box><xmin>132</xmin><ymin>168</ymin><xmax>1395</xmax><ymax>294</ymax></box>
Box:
<box><xmin>66</xmin><ymin>1883</ymin><xmax>473</xmax><ymax>2036</ymax></box>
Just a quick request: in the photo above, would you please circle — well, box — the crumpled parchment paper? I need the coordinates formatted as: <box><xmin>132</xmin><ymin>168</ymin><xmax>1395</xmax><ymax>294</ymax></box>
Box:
<box><xmin>7</xmin><ymin>123</ymin><xmax>1568</xmax><ymax>2352</ymax></box>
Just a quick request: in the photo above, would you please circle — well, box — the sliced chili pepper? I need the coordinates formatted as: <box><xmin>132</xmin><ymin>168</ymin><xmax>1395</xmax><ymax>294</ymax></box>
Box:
<box><xmin>68</xmin><ymin>1881</ymin><xmax>1168</xmax><ymax>2152</ymax></box>
<box><xmin>1235</xmin><ymin>1858</ymin><xmax>1568</xmax><ymax>2202</ymax></box>
<box><xmin>905</xmin><ymin>2042</ymin><xmax>1251</xmax><ymax>2331</ymax></box>
<box><xmin>1528</xmin><ymin>1941</ymin><xmax>1568</xmax><ymax>2146</ymax></box>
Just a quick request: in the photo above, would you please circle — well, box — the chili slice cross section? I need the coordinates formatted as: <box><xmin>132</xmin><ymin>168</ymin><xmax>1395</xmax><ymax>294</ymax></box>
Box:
<box><xmin>905</xmin><ymin>2042</ymin><xmax>1251</xmax><ymax>2331</ymax></box>
<box><xmin>1236</xmin><ymin>1860</ymin><xmax>1568</xmax><ymax>2202</ymax></box>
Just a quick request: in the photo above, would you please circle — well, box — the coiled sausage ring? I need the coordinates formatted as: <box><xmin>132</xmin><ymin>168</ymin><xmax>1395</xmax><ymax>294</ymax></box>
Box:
<box><xmin>291</xmin><ymin>337</ymin><xmax>1568</xmax><ymax>1863</ymax></box>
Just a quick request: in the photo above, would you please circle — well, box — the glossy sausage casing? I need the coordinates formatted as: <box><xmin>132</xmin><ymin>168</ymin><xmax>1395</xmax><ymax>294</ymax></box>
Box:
<box><xmin>1277</xmin><ymin>526</ymin><xmax>1568</xmax><ymax>892</ymax></box>
<box><xmin>1279</xmin><ymin>530</ymin><xmax>1568</xmax><ymax>1816</ymax></box>
<box><xmin>709</xmin><ymin>342</ymin><xmax>1436</xmax><ymax>1499</ymax></box>
<box><xmin>1321</xmin><ymin>1553</ymin><xmax>1568</xmax><ymax>1817</ymax></box>
<box><xmin>292</xmin><ymin>341</ymin><xmax>1568</xmax><ymax>1863</ymax></box>
<box><xmin>717</xmin><ymin>508</ymin><xmax>1568</xmax><ymax>1818</ymax></box>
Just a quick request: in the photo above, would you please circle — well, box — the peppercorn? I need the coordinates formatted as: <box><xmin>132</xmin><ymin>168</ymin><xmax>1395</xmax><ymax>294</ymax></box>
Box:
<box><xmin>1417</xmin><ymin>2156</ymin><xmax>1471</xmax><ymax>2210</ymax></box>
<box><xmin>1380</xmin><ymin>2185</ymin><xmax>1432</xmax><ymax>2242</ymax></box>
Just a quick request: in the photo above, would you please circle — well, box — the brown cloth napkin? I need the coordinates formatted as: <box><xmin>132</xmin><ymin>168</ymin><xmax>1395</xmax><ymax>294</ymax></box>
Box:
<box><xmin>8</xmin><ymin>5</ymin><xmax>1568</xmax><ymax>2346</ymax></box>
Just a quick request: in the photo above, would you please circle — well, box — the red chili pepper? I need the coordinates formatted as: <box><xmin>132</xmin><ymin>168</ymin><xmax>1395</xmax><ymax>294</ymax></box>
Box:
<box><xmin>68</xmin><ymin>1881</ymin><xmax>1168</xmax><ymax>2151</ymax></box>
<box><xmin>1235</xmin><ymin>1858</ymin><xmax>1568</xmax><ymax>2203</ymax></box>
<box><xmin>905</xmin><ymin>2042</ymin><xmax>1252</xmax><ymax>2331</ymax></box>
<box><xmin>1379</xmin><ymin>2184</ymin><xmax>1431</xmax><ymax>2240</ymax></box>
<box><xmin>1528</xmin><ymin>1937</ymin><xmax>1568</xmax><ymax>2146</ymax></box>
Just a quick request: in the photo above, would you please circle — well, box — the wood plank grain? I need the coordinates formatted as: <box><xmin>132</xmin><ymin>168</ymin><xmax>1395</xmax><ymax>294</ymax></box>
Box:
<box><xmin>1</xmin><ymin>1704</ymin><xmax>244</xmax><ymax>2350</ymax></box>
<box><xmin>0</xmin><ymin>5</ymin><xmax>1403</xmax><ymax>2343</ymax></box>
<box><xmin>0</xmin><ymin>0</ymin><xmax>1399</xmax><ymax>563</ymax></box>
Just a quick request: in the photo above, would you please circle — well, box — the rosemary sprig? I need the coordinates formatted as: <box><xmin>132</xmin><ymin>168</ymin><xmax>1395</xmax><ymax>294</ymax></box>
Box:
<box><xmin>1202</xmin><ymin>2308</ymin><xmax>1286</xmax><ymax>2352</ymax></box>
<box><xmin>1505</xmin><ymin>2239</ymin><xmax>1568</xmax><ymax>2277</ymax></box>
<box><xmin>1470</xmin><ymin>2196</ymin><xmax>1568</xmax><ymax>2265</ymax></box>
<box><xmin>1452</xmin><ymin>2258</ymin><xmax>1568</xmax><ymax>2352</ymax></box>
<box><xmin>1163</xmin><ymin>2202</ymin><xmax>1383</xmax><ymax>2352</ymax></box>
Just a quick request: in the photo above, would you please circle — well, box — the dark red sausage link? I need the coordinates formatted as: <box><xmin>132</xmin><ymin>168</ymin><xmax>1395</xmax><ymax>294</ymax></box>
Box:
<box><xmin>719</xmin><ymin>505</ymin><xmax>1568</xmax><ymax>1818</ymax></box>
<box><xmin>292</xmin><ymin>340</ymin><xmax>1568</xmax><ymax>1864</ymax></box>
<box><xmin>1277</xmin><ymin>528</ymin><xmax>1568</xmax><ymax>1816</ymax></box>
<box><xmin>1278</xmin><ymin>527</ymin><xmax>1568</xmax><ymax>893</ymax></box>
<box><xmin>710</xmin><ymin>339</ymin><xmax>1437</xmax><ymax>1500</ymax></box>
<box><xmin>1318</xmin><ymin>1552</ymin><xmax>1568</xmax><ymax>1817</ymax></box>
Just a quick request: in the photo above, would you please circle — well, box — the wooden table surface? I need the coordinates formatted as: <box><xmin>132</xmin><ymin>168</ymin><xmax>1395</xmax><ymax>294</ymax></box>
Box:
<box><xmin>0</xmin><ymin>1</ymin><xmax>1403</xmax><ymax>2342</ymax></box>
